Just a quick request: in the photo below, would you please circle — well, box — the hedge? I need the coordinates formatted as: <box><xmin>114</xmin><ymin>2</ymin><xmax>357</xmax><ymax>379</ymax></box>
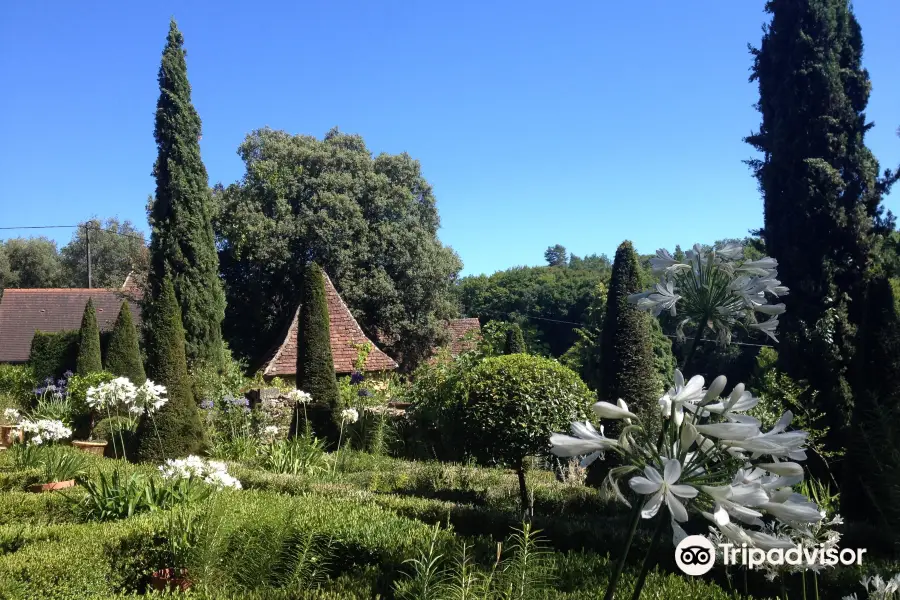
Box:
<box><xmin>28</xmin><ymin>331</ymin><xmax>80</xmax><ymax>381</ymax></box>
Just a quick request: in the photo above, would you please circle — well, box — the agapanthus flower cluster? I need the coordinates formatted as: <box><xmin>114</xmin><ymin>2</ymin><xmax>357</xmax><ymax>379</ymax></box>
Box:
<box><xmin>350</xmin><ymin>371</ymin><xmax>365</xmax><ymax>385</ymax></box>
<box><xmin>87</xmin><ymin>377</ymin><xmax>168</xmax><ymax>415</ymax></box>
<box><xmin>340</xmin><ymin>408</ymin><xmax>359</xmax><ymax>424</ymax></box>
<box><xmin>288</xmin><ymin>390</ymin><xmax>313</xmax><ymax>405</ymax></box>
<box><xmin>3</xmin><ymin>408</ymin><xmax>21</xmax><ymax>424</ymax></box>
<box><xmin>550</xmin><ymin>369</ymin><xmax>822</xmax><ymax>550</ymax></box>
<box><xmin>843</xmin><ymin>573</ymin><xmax>900</xmax><ymax>600</ymax></box>
<box><xmin>756</xmin><ymin>513</ymin><xmax>843</xmax><ymax>581</ymax></box>
<box><xmin>628</xmin><ymin>243</ymin><xmax>788</xmax><ymax>344</ymax></box>
<box><xmin>261</xmin><ymin>425</ymin><xmax>281</xmax><ymax>444</ymax></box>
<box><xmin>159</xmin><ymin>455</ymin><xmax>242</xmax><ymax>490</ymax></box>
<box><xmin>19</xmin><ymin>418</ymin><xmax>72</xmax><ymax>445</ymax></box>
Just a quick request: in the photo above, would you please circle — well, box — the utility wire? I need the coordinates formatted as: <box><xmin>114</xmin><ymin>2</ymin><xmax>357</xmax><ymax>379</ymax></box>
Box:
<box><xmin>0</xmin><ymin>224</ymin><xmax>145</xmax><ymax>240</ymax></box>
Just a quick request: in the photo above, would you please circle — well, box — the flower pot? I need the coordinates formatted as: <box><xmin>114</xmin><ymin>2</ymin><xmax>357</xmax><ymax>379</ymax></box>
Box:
<box><xmin>0</xmin><ymin>425</ymin><xmax>23</xmax><ymax>448</ymax></box>
<box><xmin>150</xmin><ymin>568</ymin><xmax>191</xmax><ymax>592</ymax></box>
<box><xmin>72</xmin><ymin>440</ymin><xmax>107</xmax><ymax>456</ymax></box>
<box><xmin>27</xmin><ymin>479</ymin><xmax>76</xmax><ymax>493</ymax></box>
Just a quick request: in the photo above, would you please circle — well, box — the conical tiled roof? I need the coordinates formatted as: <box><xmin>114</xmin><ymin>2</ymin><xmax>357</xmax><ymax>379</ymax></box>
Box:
<box><xmin>261</xmin><ymin>272</ymin><xmax>398</xmax><ymax>377</ymax></box>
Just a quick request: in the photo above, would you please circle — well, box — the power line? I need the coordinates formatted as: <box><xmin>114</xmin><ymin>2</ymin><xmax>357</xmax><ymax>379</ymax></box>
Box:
<box><xmin>0</xmin><ymin>224</ymin><xmax>145</xmax><ymax>240</ymax></box>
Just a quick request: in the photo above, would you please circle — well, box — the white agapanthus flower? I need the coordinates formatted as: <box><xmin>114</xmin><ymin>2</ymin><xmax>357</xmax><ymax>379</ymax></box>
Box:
<box><xmin>19</xmin><ymin>418</ymin><xmax>72</xmax><ymax>445</ymax></box>
<box><xmin>159</xmin><ymin>455</ymin><xmax>242</xmax><ymax>490</ymax></box>
<box><xmin>3</xmin><ymin>408</ymin><xmax>21</xmax><ymax>424</ymax></box>
<box><xmin>550</xmin><ymin>369</ymin><xmax>822</xmax><ymax>548</ymax></box>
<box><xmin>842</xmin><ymin>573</ymin><xmax>900</xmax><ymax>600</ymax></box>
<box><xmin>340</xmin><ymin>408</ymin><xmax>359</xmax><ymax>424</ymax></box>
<box><xmin>288</xmin><ymin>390</ymin><xmax>313</xmax><ymax>404</ymax></box>
<box><xmin>629</xmin><ymin>243</ymin><xmax>788</xmax><ymax>344</ymax></box>
<box><xmin>261</xmin><ymin>425</ymin><xmax>281</xmax><ymax>443</ymax></box>
<box><xmin>133</xmin><ymin>380</ymin><xmax>168</xmax><ymax>415</ymax></box>
<box><xmin>87</xmin><ymin>377</ymin><xmax>138</xmax><ymax>410</ymax></box>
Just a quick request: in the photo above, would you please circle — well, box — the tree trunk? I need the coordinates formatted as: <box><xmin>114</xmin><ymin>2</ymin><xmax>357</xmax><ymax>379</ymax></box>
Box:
<box><xmin>517</xmin><ymin>464</ymin><xmax>533</xmax><ymax>522</ymax></box>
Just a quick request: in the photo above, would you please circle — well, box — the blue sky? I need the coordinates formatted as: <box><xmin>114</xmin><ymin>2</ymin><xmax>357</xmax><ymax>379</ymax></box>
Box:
<box><xmin>1</xmin><ymin>1</ymin><xmax>897</xmax><ymax>277</ymax></box>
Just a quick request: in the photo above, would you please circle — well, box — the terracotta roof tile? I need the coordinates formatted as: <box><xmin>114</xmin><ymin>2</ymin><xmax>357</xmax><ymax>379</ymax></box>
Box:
<box><xmin>262</xmin><ymin>272</ymin><xmax>398</xmax><ymax>376</ymax></box>
<box><xmin>0</xmin><ymin>288</ymin><xmax>143</xmax><ymax>363</ymax></box>
<box><xmin>446</xmin><ymin>318</ymin><xmax>482</xmax><ymax>355</ymax></box>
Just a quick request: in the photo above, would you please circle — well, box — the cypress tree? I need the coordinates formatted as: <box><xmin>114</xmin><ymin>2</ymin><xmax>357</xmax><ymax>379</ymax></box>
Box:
<box><xmin>297</xmin><ymin>263</ymin><xmax>340</xmax><ymax>409</ymax></box>
<box><xmin>843</xmin><ymin>277</ymin><xmax>900</xmax><ymax>532</ymax></box>
<box><xmin>75</xmin><ymin>298</ymin><xmax>102</xmax><ymax>375</ymax></box>
<box><xmin>146</xmin><ymin>19</ymin><xmax>225</xmax><ymax>368</ymax></box>
<box><xmin>746</xmin><ymin>0</ymin><xmax>889</xmax><ymax>450</ymax></box>
<box><xmin>134</xmin><ymin>275</ymin><xmax>203</xmax><ymax>462</ymax></box>
<box><xmin>105</xmin><ymin>301</ymin><xmax>146</xmax><ymax>384</ymax></box>
<box><xmin>504</xmin><ymin>323</ymin><xmax>526</xmax><ymax>354</ymax></box>
<box><xmin>597</xmin><ymin>242</ymin><xmax>658</xmax><ymax>422</ymax></box>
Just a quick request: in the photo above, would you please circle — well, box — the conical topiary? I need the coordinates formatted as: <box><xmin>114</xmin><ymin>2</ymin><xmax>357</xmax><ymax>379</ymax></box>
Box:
<box><xmin>133</xmin><ymin>275</ymin><xmax>203</xmax><ymax>462</ymax></box>
<box><xmin>105</xmin><ymin>300</ymin><xmax>146</xmax><ymax>385</ymax></box>
<box><xmin>504</xmin><ymin>323</ymin><xmax>526</xmax><ymax>354</ymax></box>
<box><xmin>75</xmin><ymin>298</ymin><xmax>103</xmax><ymax>375</ymax></box>
<box><xmin>297</xmin><ymin>263</ymin><xmax>340</xmax><ymax>410</ymax></box>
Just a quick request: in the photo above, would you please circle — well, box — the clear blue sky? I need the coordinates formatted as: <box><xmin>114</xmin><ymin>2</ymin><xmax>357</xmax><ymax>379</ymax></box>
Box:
<box><xmin>1</xmin><ymin>1</ymin><xmax>897</xmax><ymax>277</ymax></box>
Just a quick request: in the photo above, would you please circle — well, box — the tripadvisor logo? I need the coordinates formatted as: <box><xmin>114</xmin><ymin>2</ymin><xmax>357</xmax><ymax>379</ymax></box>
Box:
<box><xmin>675</xmin><ymin>535</ymin><xmax>867</xmax><ymax>576</ymax></box>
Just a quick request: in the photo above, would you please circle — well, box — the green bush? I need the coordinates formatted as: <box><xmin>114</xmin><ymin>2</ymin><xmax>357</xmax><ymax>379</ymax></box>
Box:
<box><xmin>261</xmin><ymin>436</ymin><xmax>329</xmax><ymax>476</ymax></box>
<box><xmin>504</xmin><ymin>322</ymin><xmax>527</xmax><ymax>354</ymax></box>
<box><xmin>66</xmin><ymin>371</ymin><xmax>116</xmax><ymax>439</ymax></box>
<box><xmin>134</xmin><ymin>275</ymin><xmax>204</xmax><ymax>462</ymax></box>
<box><xmin>105</xmin><ymin>301</ymin><xmax>146</xmax><ymax>384</ymax></box>
<box><xmin>461</xmin><ymin>354</ymin><xmax>593</xmax><ymax>515</ymax></box>
<box><xmin>0</xmin><ymin>364</ymin><xmax>36</xmax><ymax>409</ymax></box>
<box><xmin>76</xmin><ymin>298</ymin><xmax>104</xmax><ymax>375</ymax></box>
<box><xmin>29</xmin><ymin>330</ymin><xmax>79</xmax><ymax>381</ymax></box>
<box><xmin>190</xmin><ymin>346</ymin><xmax>249</xmax><ymax>406</ymax></box>
<box><xmin>296</xmin><ymin>263</ymin><xmax>340</xmax><ymax>411</ymax></box>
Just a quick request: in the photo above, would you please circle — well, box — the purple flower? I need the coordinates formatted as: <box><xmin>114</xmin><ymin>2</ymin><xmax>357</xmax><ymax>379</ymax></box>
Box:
<box><xmin>56</xmin><ymin>379</ymin><xmax>67</xmax><ymax>388</ymax></box>
<box><xmin>350</xmin><ymin>371</ymin><xmax>365</xmax><ymax>385</ymax></box>
<box><xmin>200</xmin><ymin>399</ymin><xmax>214</xmax><ymax>410</ymax></box>
<box><xmin>33</xmin><ymin>387</ymin><xmax>45</xmax><ymax>397</ymax></box>
<box><xmin>63</xmin><ymin>370</ymin><xmax>74</xmax><ymax>379</ymax></box>
<box><xmin>44</xmin><ymin>377</ymin><xmax>54</xmax><ymax>386</ymax></box>
<box><xmin>226</xmin><ymin>395</ymin><xmax>249</xmax><ymax>407</ymax></box>
<box><xmin>358</xmin><ymin>389</ymin><xmax>373</xmax><ymax>398</ymax></box>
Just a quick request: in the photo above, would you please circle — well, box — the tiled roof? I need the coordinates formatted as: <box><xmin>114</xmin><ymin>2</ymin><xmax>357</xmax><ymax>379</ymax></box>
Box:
<box><xmin>261</xmin><ymin>272</ymin><xmax>398</xmax><ymax>377</ymax></box>
<box><xmin>0</xmin><ymin>288</ymin><xmax>143</xmax><ymax>363</ymax></box>
<box><xmin>446</xmin><ymin>318</ymin><xmax>482</xmax><ymax>355</ymax></box>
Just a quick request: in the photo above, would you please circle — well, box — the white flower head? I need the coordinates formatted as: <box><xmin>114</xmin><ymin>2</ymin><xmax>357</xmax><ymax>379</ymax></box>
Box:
<box><xmin>628</xmin><ymin>458</ymin><xmax>698</xmax><ymax>522</ymax></box>
<box><xmin>340</xmin><ymin>408</ymin><xmax>359</xmax><ymax>424</ymax></box>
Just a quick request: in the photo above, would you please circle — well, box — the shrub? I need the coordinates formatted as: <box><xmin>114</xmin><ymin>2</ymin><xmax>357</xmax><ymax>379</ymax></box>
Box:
<box><xmin>597</xmin><ymin>241</ymin><xmax>659</xmax><ymax>425</ymax></box>
<box><xmin>28</xmin><ymin>330</ymin><xmax>79</xmax><ymax>381</ymax></box>
<box><xmin>460</xmin><ymin>354</ymin><xmax>593</xmax><ymax>516</ymax></box>
<box><xmin>105</xmin><ymin>301</ymin><xmax>146</xmax><ymax>384</ymax></box>
<box><xmin>504</xmin><ymin>322</ymin><xmax>527</xmax><ymax>354</ymax></box>
<box><xmin>134</xmin><ymin>275</ymin><xmax>204</xmax><ymax>462</ymax></box>
<box><xmin>296</xmin><ymin>263</ymin><xmax>339</xmax><ymax>411</ymax></box>
<box><xmin>191</xmin><ymin>346</ymin><xmax>250</xmax><ymax>407</ymax></box>
<box><xmin>76</xmin><ymin>468</ymin><xmax>211</xmax><ymax>522</ymax></box>
<box><xmin>76</xmin><ymin>298</ymin><xmax>103</xmax><ymax>375</ymax></box>
<box><xmin>66</xmin><ymin>370</ymin><xmax>116</xmax><ymax>439</ymax></box>
<box><xmin>0</xmin><ymin>364</ymin><xmax>36</xmax><ymax>408</ymax></box>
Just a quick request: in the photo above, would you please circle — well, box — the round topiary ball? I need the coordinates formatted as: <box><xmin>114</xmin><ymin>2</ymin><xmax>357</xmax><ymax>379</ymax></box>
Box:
<box><xmin>461</xmin><ymin>354</ymin><xmax>593</xmax><ymax>470</ymax></box>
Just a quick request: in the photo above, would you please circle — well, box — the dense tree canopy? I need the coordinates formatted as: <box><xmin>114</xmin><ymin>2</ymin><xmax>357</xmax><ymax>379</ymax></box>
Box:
<box><xmin>146</xmin><ymin>19</ymin><xmax>225</xmax><ymax>367</ymax></box>
<box><xmin>0</xmin><ymin>237</ymin><xmax>63</xmax><ymax>288</ymax></box>
<box><xmin>60</xmin><ymin>218</ymin><xmax>147</xmax><ymax>289</ymax></box>
<box><xmin>456</xmin><ymin>256</ymin><xmax>611</xmax><ymax>357</ymax></box>
<box><xmin>746</xmin><ymin>0</ymin><xmax>890</xmax><ymax>447</ymax></box>
<box><xmin>215</xmin><ymin>127</ymin><xmax>462</xmax><ymax>371</ymax></box>
<box><xmin>544</xmin><ymin>244</ymin><xmax>568</xmax><ymax>267</ymax></box>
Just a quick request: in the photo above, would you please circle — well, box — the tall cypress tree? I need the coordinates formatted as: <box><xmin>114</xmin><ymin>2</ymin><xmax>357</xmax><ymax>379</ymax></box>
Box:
<box><xmin>146</xmin><ymin>19</ymin><xmax>225</xmax><ymax>367</ymax></box>
<box><xmin>134</xmin><ymin>275</ymin><xmax>203</xmax><ymax>462</ymax></box>
<box><xmin>504</xmin><ymin>323</ymin><xmax>526</xmax><ymax>354</ymax></box>
<box><xmin>297</xmin><ymin>263</ymin><xmax>340</xmax><ymax>409</ymax></box>
<box><xmin>75</xmin><ymin>299</ymin><xmax>102</xmax><ymax>375</ymax></box>
<box><xmin>597</xmin><ymin>242</ymin><xmax>658</xmax><ymax>422</ymax></box>
<box><xmin>105</xmin><ymin>301</ymin><xmax>146</xmax><ymax>385</ymax></box>
<box><xmin>746</xmin><ymin>0</ymin><xmax>888</xmax><ymax>450</ymax></box>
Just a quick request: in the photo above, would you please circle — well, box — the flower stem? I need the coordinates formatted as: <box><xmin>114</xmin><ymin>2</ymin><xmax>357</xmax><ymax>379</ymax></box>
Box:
<box><xmin>603</xmin><ymin>498</ymin><xmax>642</xmax><ymax>600</ymax></box>
<box><xmin>105</xmin><ymin>406</ymin><xmax>119</xmax><ymax>460</ymax></box>
<box><xmin>682</xmin><ymin>320</ymin><xmax>707</xmax><ymax>372</ymax></box>
<box><xmin>333</xmin><ymin>422</ymin><xmax>344</xmax><ymax>477</ymax></box>
<box><xmin>629</xmin><ymin>508</ymin><xmax>668</xmax><ymax>600</ymax></box>
<box><xmin>149</xmin><ymin>412</ymin><xmax>166</xmax><ymax>461</ymax></box>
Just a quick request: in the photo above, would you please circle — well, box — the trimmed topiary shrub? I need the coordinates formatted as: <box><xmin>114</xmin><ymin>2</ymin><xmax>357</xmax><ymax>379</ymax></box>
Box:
<box><xmin>76</xmin><ymin>298</ymin><xmax>103</xmax><ymax>376</ymax></box>
<box><xmin>597</xmin><ymin>241</ymin><xmax>658</xmax><ymax>424</ymax></box>
<box><xmin>460</xmin><ymin>354</ymin><xmax>593</xmax><ymax>517</ymax></box>
<box><xmin>104</xmin><ymin>301</ymin><xmax>146</xmax><ymax>385</ymax></box>
<box><xmin>296</xmin><ymin>263</ymin><xmax>339</xmax><ymax>411</ymax></box>
<box><xmin>29</xmin><ymin>331</ymin><xmax>80</xmax><ymax>381</ymax></box>
<box><xmin>133</xmin><ymin>275</ymin><xmax>204</xmax><ymax>462</ymax></box>
<box><xmin>504</xmin><ymin>322</ymin><xmax>527</xmax><ymax>354</ymax></box>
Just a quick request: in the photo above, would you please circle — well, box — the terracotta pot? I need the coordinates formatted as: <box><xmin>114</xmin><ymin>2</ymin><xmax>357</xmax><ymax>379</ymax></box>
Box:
<box><xmin>72</xmin><ymin>440</ymin><xmax>107</xmax><ymax>456</ymax></box>
<box><xmin>28</xmin><ymin>479</ymin><xmax>76</xmax><ymax>493</ymax></box>
<box><xmin>150</xmin><ymin>568</ymin><xmax>191</xmax><ymax>592</ymax></box>
<box><xmin>0</xmin><ymin>425</ymin><xmax>23</xmax><ymax>448</ymax></box>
